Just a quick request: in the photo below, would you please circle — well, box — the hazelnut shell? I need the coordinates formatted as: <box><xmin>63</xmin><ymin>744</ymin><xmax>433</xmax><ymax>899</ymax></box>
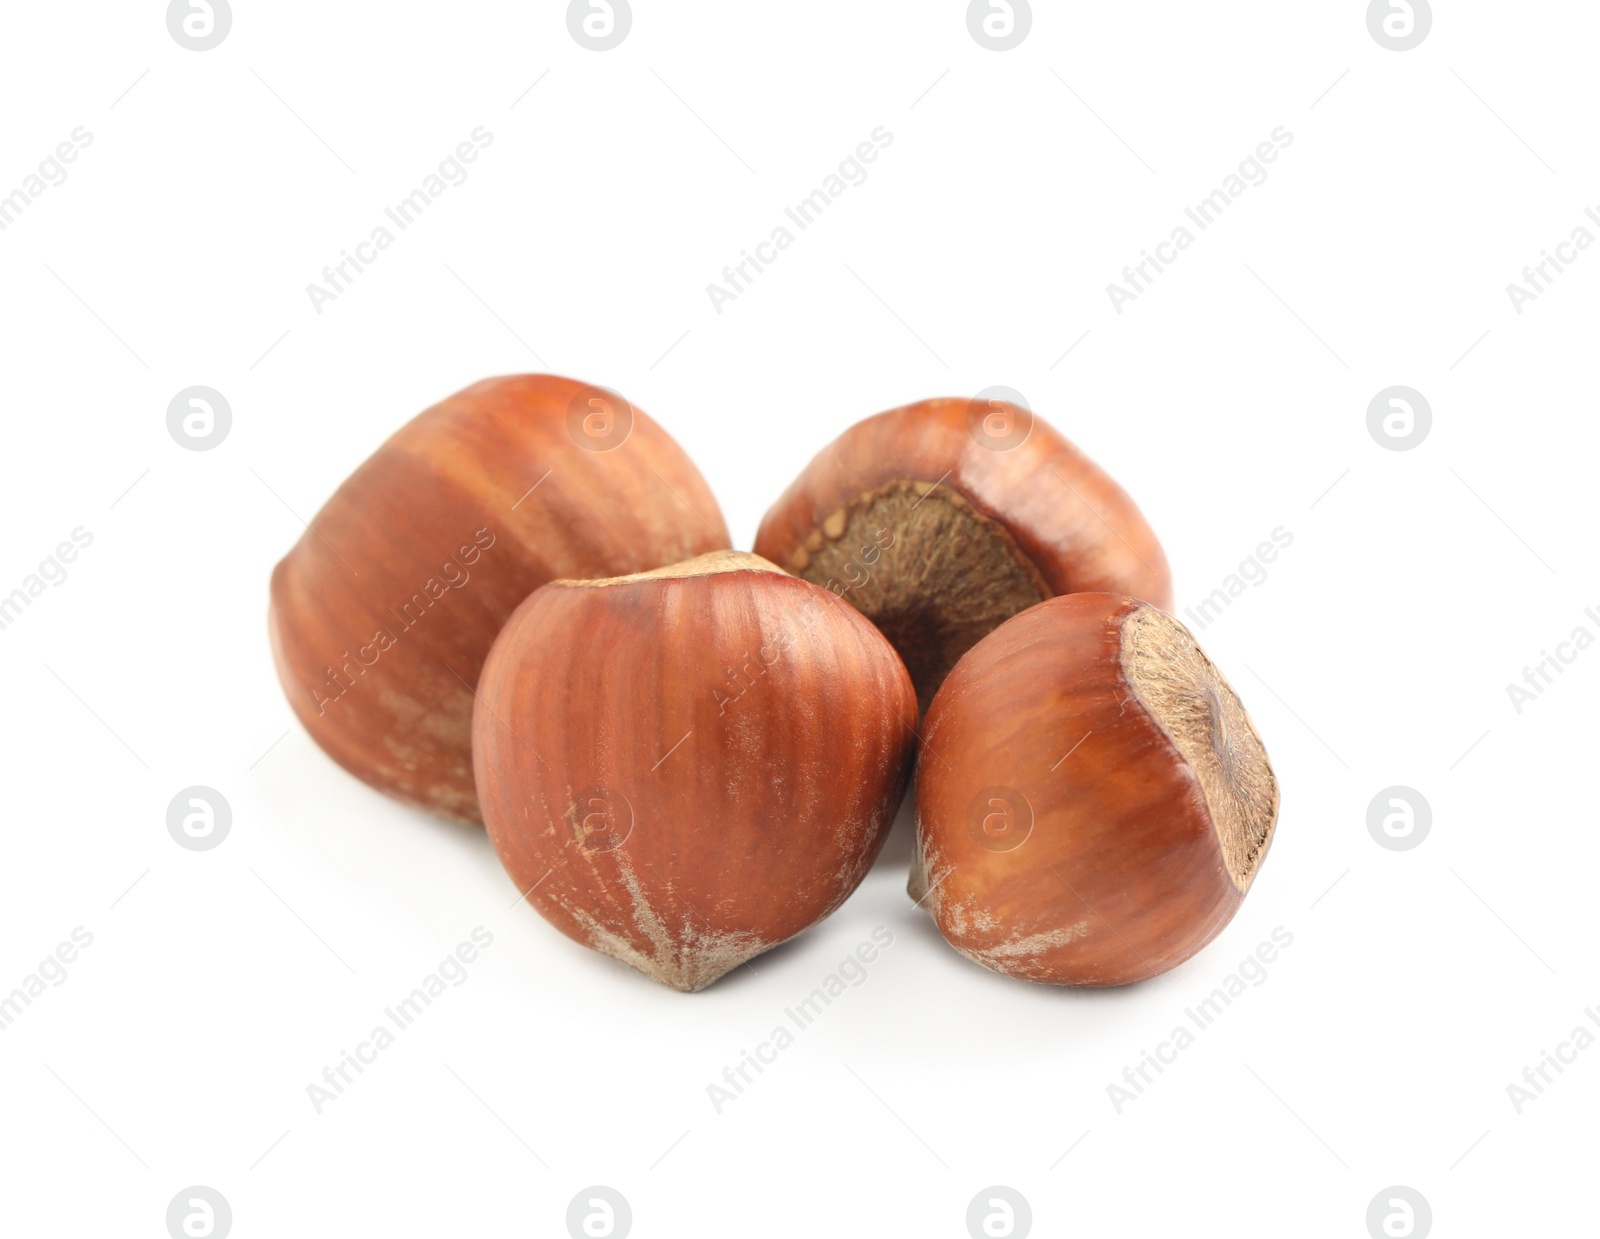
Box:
<box><xmin>474</xmin><ymin>552</ymin><xmax>919</xmax><ymax>991</ymax></box>
<box><xmin>268</xmin><ymin>374</ymin><xmax>729</xmax><ymax>824</ymax></box>
<box><xmin>753</xmin><ymin>398</ymin><xmax>1172</xmax><ymax>712</ymax></box>
<box><xmin>911</xmin><ymin>593</ymin><xmax>1279</xmax><ymax>986</ymax></box>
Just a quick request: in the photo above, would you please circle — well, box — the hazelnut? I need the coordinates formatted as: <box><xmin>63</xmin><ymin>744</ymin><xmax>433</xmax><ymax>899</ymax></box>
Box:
<box><xmin>910</xmin><ymin>593</ymin><xmax>1279</xmax><ymax>986</ymax></box>
<box><xmin>268</xmin><ymin>375</ymin><xmax>728</xmax><ymax>824</ymax></box>
<box><xmin>753</xmin><ymin>397</ymin><xmax>1172</xmax><ymax>712</ymax></box>
<box><xmin>473</xmin><ymin>551</ymin><xmax>917</xmax><ymax>992</ymax></box>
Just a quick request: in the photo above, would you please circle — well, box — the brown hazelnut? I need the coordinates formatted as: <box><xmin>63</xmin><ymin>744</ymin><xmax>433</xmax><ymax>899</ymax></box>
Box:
<box><xmin>753</xmin><ymin>397</ymin><xmax>1172</xmax><ymax>712</ymax></box>
<box><xmin>910</xmin><ymin>593</ymin><xmax>1279</xmax><ymax>986</ymax></box>
<box><xmin>473</xmin><ymin>551</ymin><xmax>917</xmax><ymax>991</ymax></box>
<box><xmin>268</xmin><ymin>374</ymin><xmax>728</xmax><ymax>824</ymax></box>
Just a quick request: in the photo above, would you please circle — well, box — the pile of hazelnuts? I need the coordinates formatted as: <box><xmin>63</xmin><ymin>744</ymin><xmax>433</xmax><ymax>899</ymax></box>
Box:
<box><xmin>270</xmin><ymin>376</ymin><xmax>1279</xmax><ymax>992</ymax></box>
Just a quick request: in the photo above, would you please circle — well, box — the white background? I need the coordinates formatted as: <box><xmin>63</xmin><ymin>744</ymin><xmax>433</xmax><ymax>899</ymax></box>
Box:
<box><xmin>1</xmin><ymin>2</ymin><xmax>1595</xmax><ymax>1236</ymax></box>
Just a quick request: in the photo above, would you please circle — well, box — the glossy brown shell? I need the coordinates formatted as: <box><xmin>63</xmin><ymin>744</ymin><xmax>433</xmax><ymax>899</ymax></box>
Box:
<box><xmin>754</xmin><ymin>398</ymin><xmax>1171</xmax><ymax>603</ymax></box>
<box><xmin>912</xmin><ymin>594</ymin><xmax>1259</xmax><ymax>986</ymax></box>
<box><xmin>269</xmin><ymin>374</ymin><xmax>729</xmax><ymax>824</ymax></box>
<box><xmin>473</xmin><ymin>557</ymin><xmax>918</xmax><ymax>991</ymax></box>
